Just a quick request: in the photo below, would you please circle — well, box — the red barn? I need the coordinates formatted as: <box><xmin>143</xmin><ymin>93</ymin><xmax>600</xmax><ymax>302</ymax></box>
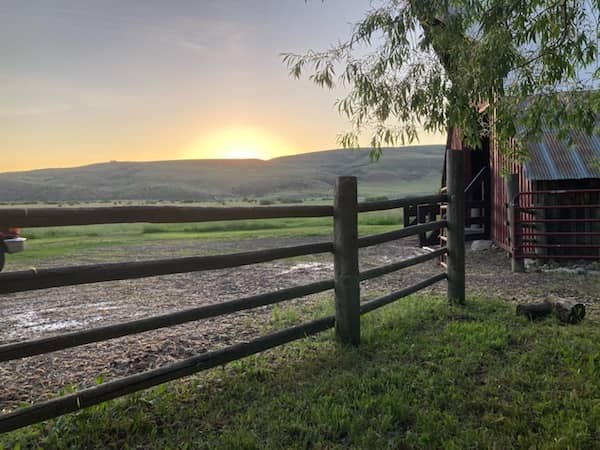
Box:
<box><xmin>443</xmin><ymin>125</ymin><xmax>600</xmax><ymax>263</ymax></box>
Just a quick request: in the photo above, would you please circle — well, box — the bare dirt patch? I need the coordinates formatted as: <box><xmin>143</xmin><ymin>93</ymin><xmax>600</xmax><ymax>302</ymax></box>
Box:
<box><xmin>1</xmin><ymin>237</ymin><xmax>599</xmax><ymax>411</ymax></box>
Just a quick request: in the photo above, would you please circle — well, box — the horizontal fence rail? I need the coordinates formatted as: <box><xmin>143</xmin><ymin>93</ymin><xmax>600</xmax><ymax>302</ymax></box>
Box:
<box><xmin>516</xmin><ymin>254</ymin><xmax>600</xmax><ymax>260</ymax></box>
<box><xmin>0</xmin><ymin>174</ymin><xmax>465</xmax><ymax>434</ymax></box>
<box><xmin>359</xmin><ymin>248</ymin><xmax>448</xmax><ymax>281</ymax></box>
<box><xmin>360</xmin><ymin>273</ymin><xmax>448</xmax><ymax>314</ymax></box>
<box><xmin>357</xmin><ymin>221</ymin><xmax>447</xmax><ymax>248</ymax></box>
<box><xmin>0</xmin><ymin>279</ymin><xmax>335</xmax><ymax>362</ymax></box>
<box><xmin>0</xmin><ymin>205</ymin><xmax>334</xmax><ymax>228</ymax></box>
<box><xmin>0</xmin><ymin>316</ymin><xmax>337</xmax><ymax>434</ymax></box>
<box><xmin>0</xmin><ymin>193</ymin><xmax>448</xmax><ymax>228</ymax></box>
<box><xmin>0</xmin><ymin>273</ymin><xmax>449</xmax><ymax>434</ymax></box>
<box><xmin>357</xmin><ymin>193</ymin><xmax>447</xmax><ymax>212</ymax></box>
<box><xmin>0</xmin><ymin>242</ymin><xmax>333</xmax><ymax>295</ymax></box>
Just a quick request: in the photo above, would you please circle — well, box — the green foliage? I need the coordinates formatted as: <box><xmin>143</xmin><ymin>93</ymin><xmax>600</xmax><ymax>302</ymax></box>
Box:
<box><xmin>3</xmin><ymin>297</ymin><xmax>600</xmax><ymax>448</ymax></box>
<box><xmin>283</xmin><ymin>1</ymin><xmax>599</xmax><ymax>161</ymax></box>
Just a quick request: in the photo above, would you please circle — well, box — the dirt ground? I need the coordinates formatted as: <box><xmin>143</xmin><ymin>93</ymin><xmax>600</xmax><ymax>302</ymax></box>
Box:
<box><xmin>1</xmin><ymin>236</ymin><xmax>599</xmax><ymax>412</ymax></box>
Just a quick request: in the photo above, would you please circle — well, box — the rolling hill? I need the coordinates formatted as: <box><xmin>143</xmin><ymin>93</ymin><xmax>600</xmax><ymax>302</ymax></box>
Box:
<box><xmin>0</xmin><ymin>146</ymin><xmax>445</xmax><ymax>202</ymax></box>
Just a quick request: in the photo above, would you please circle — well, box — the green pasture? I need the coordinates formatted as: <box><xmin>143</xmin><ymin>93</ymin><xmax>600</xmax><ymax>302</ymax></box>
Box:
<box><xmin>3</xmin><ymin>296</ymin><xmax>600</xmax><ymax>449</ymax></box>
<box><xmin>8</xmin><ymin>211</ymin><xmax>404</xmax><ymax>262</ymax></box>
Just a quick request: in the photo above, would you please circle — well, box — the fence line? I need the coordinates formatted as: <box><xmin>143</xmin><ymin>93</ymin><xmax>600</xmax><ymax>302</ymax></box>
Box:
<box><xmin>360</xmin><ymin>273</ymin><xmax>448</xmax><ymax>314</ymax></box>
<box><xmin>0</xmin><ymin>205</ymin><xmax>334</xmax><ymax>228</ymax></box>
<box><xmin>359</xmin><ymin>247</ymin><xmax>448</xmax><ymax>281</ymax></box>
<box><xmin>0</xmin><ymin>194</ymin><xmax>448</xmax><ymax>229</ymax></box>
<box><xmin>0</xmin><ymin>169</ymin><xmax>465</xmax><ymax>433</ymax></box>
<box><xmin>356</xmin><ymin>193</ymin><xmax>447</xmax><ymax>212</ymax></box>
<box><xmin>0</xmin><ymin>279</ymin><xmax>335</xmax><ymax>362</ymax></box>
<box><xmin>357</xmin><ymin>221</ymin><xmax>446</xmax><ymax>248</ymax></box>
<box><xmin>0</xmin><ymin>241</ymin><xmax>333</xmax><ymax>294</ymax></box>
<box><xmin>0</xmin><ymin>221</ymin><xmax>446</xmax><ymax>295</ymax></box>
<box><xmin>0</xmin><ymin>316</ymin><xmax>337</xmax><ymax>433</ymax></box>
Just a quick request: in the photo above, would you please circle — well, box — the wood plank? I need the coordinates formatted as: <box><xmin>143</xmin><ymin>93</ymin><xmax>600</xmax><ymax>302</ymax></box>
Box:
<box><xmin>0</xmin><ymin>279</ymin><xmax>335</xmax><ymax>362</ymax></box>
<box><xmin>0</xmin><ymin>195</ymin><xmax>450</xmax><ymax>228</ymax></box>
<box><xmin>0</xmin><ymin>205</ymin><xmax>334</xmax><ymax>228</ymax></box>
<box><xmin>357</xmin><ymin>221</ymin><xmax>446</xmax><ymax>248</ymax></box>
<box><xmin>359</xmin><ymin>248</ymin><xmax>447</xmax><ymax>281</ymax></box>
<box><xmin>360</xmin><ymin>273</ymin><xmax>447</xmax><ymax>314</ymax></box>
<box><xmin>357</xmin><ymin>194</ymin><xmax>447</xmax><ymax>212</ymax></box>
<box><xmin>0</xmin><ymin>316</ymin><xmax>336</xmax><ymax>434</ymax></box>
<box><xmin>0</xmin><ymin>242</ymin><xmax>333</xmax><ymax>295</ymax></box>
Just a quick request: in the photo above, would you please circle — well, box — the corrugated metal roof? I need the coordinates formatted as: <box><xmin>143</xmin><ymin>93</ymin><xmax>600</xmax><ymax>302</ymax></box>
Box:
<box><xmin>523</xmin><ymin>128</ymin><xmax>600</xmax><ymax>180</ymax></box>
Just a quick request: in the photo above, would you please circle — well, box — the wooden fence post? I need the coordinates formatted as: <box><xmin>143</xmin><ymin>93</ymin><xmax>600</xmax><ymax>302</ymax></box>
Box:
<box><xmin>446</xmin><ymin>149</ymin><xmax>466</xmax><ymax>304</ymax></box>
<box><xmin>506</xmin><ymin>174</ymin><xmax>525</xmax><ymax>272</ymax></box>
<box><xmin>334</xmin><ymin>176</ymin><xmax>360</xmax><ymax>346</ymax></box>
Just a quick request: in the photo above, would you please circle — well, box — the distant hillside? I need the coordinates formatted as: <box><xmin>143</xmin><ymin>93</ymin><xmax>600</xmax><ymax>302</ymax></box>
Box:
<box><xmin>0</xmin><ymin>146</ymin><xmax>445</xmax><ymax>202</ymax></box>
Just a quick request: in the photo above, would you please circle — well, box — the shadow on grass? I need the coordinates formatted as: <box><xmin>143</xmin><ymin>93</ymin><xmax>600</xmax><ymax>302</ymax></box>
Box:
<box><xmin>3</xmin><ymin>297</ymin><xmax>600</xmax><ymax>449</ymax></box>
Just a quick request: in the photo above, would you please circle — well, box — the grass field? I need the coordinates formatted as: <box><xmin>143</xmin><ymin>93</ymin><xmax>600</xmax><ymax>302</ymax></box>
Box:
<box><xmin>2</xmin><ymin>296</ymin><xmax>599</xmax><ymax>449</ymax></box>
<box><xmin>9</xmin><ymin>211</ymin><xmax>404</xmax><ymax>262</ymax></box>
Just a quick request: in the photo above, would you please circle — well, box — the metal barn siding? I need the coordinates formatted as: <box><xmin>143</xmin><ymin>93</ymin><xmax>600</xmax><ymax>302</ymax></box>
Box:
<box><xmin>489</xmin><ymin>124</ymin><xmax>600</xmax><ymax>257</ymax></box>
<box><xmin>523</xmin><ymin>128</ymin><xmax>600</xmax><ymax>181</ymax></box>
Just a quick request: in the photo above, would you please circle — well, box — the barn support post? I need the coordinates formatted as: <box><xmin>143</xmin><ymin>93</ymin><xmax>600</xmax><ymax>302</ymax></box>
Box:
<box><xmin>333</xmin><ymin>176</ymin><xmax>360</xmax><ymax>346</ymax></box>
<box><xmin>446</xmin><ymin>149</ymin><xmax>466</xmax><ymax>305</ymax></box>
<box><xmin>417</xmin><ymin>204</ymin><xmax>426</xmax><ymax>246</ymax></box>
<box><xmin>533</xmin><ymin>182</ymin><xmax>546</xmax><ymax>260</ymax></box>
<box><xmin>506</xmin><ymin>174</ymin><xmax>525</xmax><ymax>272</ymax></box>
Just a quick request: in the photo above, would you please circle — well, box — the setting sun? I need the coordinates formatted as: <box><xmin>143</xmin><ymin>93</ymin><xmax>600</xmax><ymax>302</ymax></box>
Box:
<box><xmin>182</xmin><ymin>126</ymin><xmax>293</xmax><ymax>160</ymax></box>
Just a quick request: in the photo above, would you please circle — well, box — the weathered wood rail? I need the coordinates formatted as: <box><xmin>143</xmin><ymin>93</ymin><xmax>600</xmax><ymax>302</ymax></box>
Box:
<box><xmin>0</xmin><ymin>163</ymin><xmax>465</xmax><ymax>433</ymax></box>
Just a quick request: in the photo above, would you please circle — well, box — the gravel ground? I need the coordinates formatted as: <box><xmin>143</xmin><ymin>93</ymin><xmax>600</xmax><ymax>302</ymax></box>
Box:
<box><xmin>1</xmin><ymin>236</ymin><xmax>599</xmax><ymax>411</ymax></box>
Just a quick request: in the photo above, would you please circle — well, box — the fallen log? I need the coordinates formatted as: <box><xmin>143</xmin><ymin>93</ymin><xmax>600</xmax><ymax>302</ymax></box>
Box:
<box><xmin>516</xmin><ymin>299</ymin><xmax>586</xmax><ymax>324</ymax></box>
<box><xmin>516</xmin><ymin>303</ymin><xmax>553</xmax><ymax>321</ymax></box>
<box><xmin>550</xmin><ymin>299</ymin><xmax>586</xmax><ymax>324</ymax></box>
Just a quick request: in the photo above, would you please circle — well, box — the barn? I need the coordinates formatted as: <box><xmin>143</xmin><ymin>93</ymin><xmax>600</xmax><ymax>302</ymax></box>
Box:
<box><xmin>441</xmin><ymin>122</ymin><xmax>600</xmax><ymax>266</ymax></box>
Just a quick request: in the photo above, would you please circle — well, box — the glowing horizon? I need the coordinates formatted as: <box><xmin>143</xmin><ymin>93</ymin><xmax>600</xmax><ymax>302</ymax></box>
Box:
<box><xmin>0</xmin><ymin>1</ymin><xmax>446</xmax><ymax>173</ymax></box>
<box><xmin>181</xmin><ymin>126</ymin><xmax>296</xmax><ymax>161</ymax></box>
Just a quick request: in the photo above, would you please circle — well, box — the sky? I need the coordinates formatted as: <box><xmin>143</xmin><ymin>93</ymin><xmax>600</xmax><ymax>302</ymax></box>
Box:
<box><xmin>0</xmin><ymin>0</ymin><xmax>445</xmax><ymax>172</ymax></box>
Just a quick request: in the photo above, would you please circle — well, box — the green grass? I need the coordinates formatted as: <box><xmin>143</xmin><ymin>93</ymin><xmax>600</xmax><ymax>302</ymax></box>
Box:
<box><xmin>11</xmin><ymin>212</ymin><xmax>403</xmax><ymax>263</ymax></box>
<box><xmin>3</xmin><ymin>296</ymin><xmax>600</xmax><ymax>449</ymax></box>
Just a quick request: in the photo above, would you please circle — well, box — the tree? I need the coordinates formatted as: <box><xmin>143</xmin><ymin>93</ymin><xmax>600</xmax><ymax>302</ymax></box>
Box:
<box><xmin>283</xmin><ymin>1</ymin><xmax>599</xmax><ymax>161</ymax></box>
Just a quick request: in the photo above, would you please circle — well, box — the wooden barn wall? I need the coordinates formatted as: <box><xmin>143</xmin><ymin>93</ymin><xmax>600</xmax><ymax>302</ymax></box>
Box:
<box><xmin>489</xmin><ymin>143</ymin><xmax>532</xmax><ymax>253</ymax></box>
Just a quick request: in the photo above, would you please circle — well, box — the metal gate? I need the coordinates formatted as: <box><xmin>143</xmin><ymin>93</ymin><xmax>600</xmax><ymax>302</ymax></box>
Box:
<box><xmin>512</xmin><ymin>189</ymin><xmax>600</xmax><ymax>260</ymax></box>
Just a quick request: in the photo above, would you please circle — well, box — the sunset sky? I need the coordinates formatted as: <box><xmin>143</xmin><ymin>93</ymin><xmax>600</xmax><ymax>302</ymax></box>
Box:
<box><xmin>1</xmin><ymin>0</ymin><xmax>444</xmax><ymax>172</ymax></box>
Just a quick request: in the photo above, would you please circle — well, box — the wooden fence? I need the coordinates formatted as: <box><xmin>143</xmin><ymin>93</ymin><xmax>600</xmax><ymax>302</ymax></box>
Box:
<box><xmin>0</xmin><ymin>151</ymin><xmax>465</xmax><ymax>433</ymax></box>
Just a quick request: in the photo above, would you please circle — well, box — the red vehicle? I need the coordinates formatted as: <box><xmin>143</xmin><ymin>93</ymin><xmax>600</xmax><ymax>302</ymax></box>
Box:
<box><xmin>0</xmin><ymin>227</ymin><xmax>26</xmax><ymax>272</ymax></box>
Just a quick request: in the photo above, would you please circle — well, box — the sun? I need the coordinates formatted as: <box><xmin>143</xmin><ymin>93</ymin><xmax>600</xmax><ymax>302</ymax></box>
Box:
<box><xmin>220</xmin><ymin>144</ymin><xmax>268</xmax><ymax>160</ymax></box>
<box><xmin>183</xmin><ymin>126</ymin><xmax>290</xmax><ymax>160</ymax></box>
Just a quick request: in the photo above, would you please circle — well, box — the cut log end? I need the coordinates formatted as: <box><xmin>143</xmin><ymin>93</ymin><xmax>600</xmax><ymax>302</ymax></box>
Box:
<box><xmin>552</xmin><ymin>300</ymin><xmax>586</xmax><ymax>324</ymax></box>
<box><xmin>516</xmin><ymin>299</ymin><xmax>586</xmax><ymax>324</ymax></box>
